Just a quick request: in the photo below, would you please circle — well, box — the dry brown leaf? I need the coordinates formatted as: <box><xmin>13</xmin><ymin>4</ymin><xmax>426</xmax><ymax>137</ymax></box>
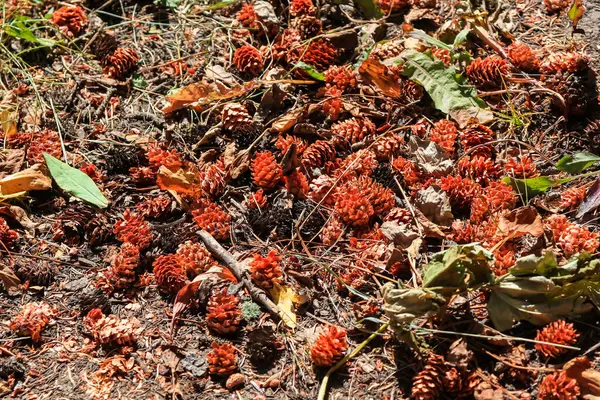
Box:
<box><xmin>0</xmin><ymin>149</ymin><xmax>25</xmax><ymax>180</ymax></box>
<box><xmin>497</xmin><ymin>206</ymin><xmax>543</xmax><ymax>238</ymax></box>
<box><xmin>358</xmin><ymin>58</ymin><xmax>402</xmax><ymax>98</ymax></box>
<box><xmin>271</xmin><ymin>107</ymin><xmax>303</xmax><ymax>133</ymax></box>
<box><xmin>228</xmin><ymin>151</ymin><xmax>251</xmax><ymax>180</ymax></box>
<box><xmin>156</xmin><ymin>165</ymin><xmax>197</xmax><ymax>195</ymax></box>
<box><xmin>269</xmin><ymin>283</ymin><xmax>299</xmax><ymax>329</ymax></box>
<box><xmin>0</xmin><ymin>165</ymin><xmax>52</xmax><ymax>195</ymax></box>
<box><xmin>162</xmin><ymin>80</ymin><xmax>257</xmax><ymax>114</ymax></box>
<box><xmin>0</xmin><ymin>206</ymin><xmax>36</xmax><ymax>231</ymax></box>
<box><xmin>0</xmin><ymin>263</ymin><xmax>21</xmax><ymax>292</ymax></box>
<box><xmin>565</xmin><ymin>356</ymin><xmax>600</xmax><ymax>397</ymax></box>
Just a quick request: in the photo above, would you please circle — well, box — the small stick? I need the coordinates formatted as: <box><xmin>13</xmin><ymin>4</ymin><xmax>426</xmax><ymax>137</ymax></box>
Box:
<box><xmin>197</xmin><ymin>230</ymin><xmax>283</xmax><ymax>322</ymax></box>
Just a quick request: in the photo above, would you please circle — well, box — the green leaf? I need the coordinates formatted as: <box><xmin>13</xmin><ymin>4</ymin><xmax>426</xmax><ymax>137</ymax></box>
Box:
<box><xmin>294</xmin><ymin>62</ymin><xmax>325</xmax><ymax>81</ymax></box>
<box><xmin>400</xmin><ymin>50</ymin><xmax>493</xmax><ymax>127</ymax></box>
<box><xmin>509</xmin><ymin>252</ymin><xmax>558</xmax><ymax>277</ymax></box>
<box><xmin>408</xmin><ymin>30</ymin><xmax>452</xmax><ymax>51</ymax></box>
<box><xmin>354</xmin><ymin>0</ymin><xmax>383</xmax><ymax>19</ymax></box>
<box><xmin>556</xmin><ymin>152</ymin><xmax>600</xmax><ymax>174</ymax></box>
<box><xmin>502</xmin><ymin>175</ymin><xmax>574</xmax><ymax>198</ymax></box>
<box><xmin>43</xmin><ymin>153</ymin><xmax>109</xmax><ymax>208</ymax></box>
<box><xmin>133</xmin><ymin>74</ymin><xmax>148</xmax><ymax>89</ymax></box>
<box><xmin>567</xmin><ymin>0</ymin><xmax>585</xmax><ymax>28</ymax></box>
<box><xmin>452</xmin><ymin>28</ymin><xmax>470</xmax><ymax>48</ymax></box>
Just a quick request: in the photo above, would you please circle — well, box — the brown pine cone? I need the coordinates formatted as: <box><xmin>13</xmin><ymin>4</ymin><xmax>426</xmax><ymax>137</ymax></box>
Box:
<box><xmin>222</xmin><ymin>103</ymin><xmax>253</xmax><ymax>133</ymax></box>
<box><xmin>275</xmin><ymin>135</ymin><xmax>307</xmax><ymax>155</ymax></box>
<box><xmin>560</xmin><ymin>186</ymin><xmax>587</xmax><ymax>210</ymax></box>
<box><xmin>504</xmin><ymin>156</ymin><xmax>539</xmax><ymax>178</ymax></box>
<box><xmin>535</xmin><ymin>320</ymin><xmax>579</xmax><ymax>358</ymax></box>
<box><xmin>541</xmin><ymin>70</ymin><xmax>595</xmax><ymax>116</ymax></box>
<box><xmin>234</xmin><ymin>45</ymin><xmax>263</xmax><ymax>76</ymax></box>
<box><xmin>443</xmin><ymin>367</ymin><xmax>463</xmax><ymax>394</ymax></box>
<box><xmin>251</xmin><ymin>151</ymin><xmax>282</xmax><ymax>189</ymax></box>
<box><xmin>460</xmin><ymin>124</ymin><xmax>495</xmax><ymax>154</ymax></box>
<box><xmin>208</xmin><ymin>342</ymin><xmax>237</xmax><ymax>375</ymax></box>
<box><xmin>373</xmin><ymin>134</ymin><xmax>404</xmax><ymax>161</ymax></box>
<box><xmin>310</xmin><ymin>325</ymin><xmax>348</xmax><ymax>367</ymax></box>
<box><xmin>507</xmin><ymin>42</ymin><xmax>540</xmax><ymax>72</ymax></box>
<box><xmin>370</xmin><ymin>40</ymin><xmax>404</xmax><ymax>61</ymax></box>
<box><xmin>83</xmin><ymin>308</ymin><xmax>141</xmax><ymax>345</ymax></box>
<box><xmin>331</xmin><ymin>117</ymin><xmax>376</xmax><ymax>144</ymax></box>
<box><xmin>466</xmin><ymin>57</ymin><xmax>510</xmax><ymax>87</ymax></box>
<box><xmin>412</xmin><ymin>354</ymin><xmax>446</xmax><ymax>400</ymax></box>
<box><xmin>438</xmin><ymin>175</ymin><xmax>482</xmax><ymax>212</ymax></box>
<box><xmin>377</xmin><ymin>0</ymin><xmax>410</xmax><ymax>13</ymax></box>
<box><xmin>103</xmin><ymin>48</ymin><xmax>140</xmax><ymax>79</ymax></box>
<box><xmin>26</xmin><ymin>129</ymin><xmax>62</xmax><ymax>164</ymax></box>
<box><xmin>206</xmin><ymin>288</ymin><xmax>242</xmax><ymax>334</ymax></box>
<box><xmin>302</xmin><ymin>140</ymin><xmax>337</xmax><ymax>169</ymax></box>
<box><xmin>291</xmin><ymin>15</ymin><xmax>322</xmax><ymax>39</ymax></box>
<box><xmin>431</xmin><ymin>47</ymin><xmax>451</xmax><ymax>65</ymax></box>
<box><xmin>97</xmin><ymin>243</ymin><xmax>140</xmax><ymax>292</ymax></box>
<box><xmin>52</xmin><ymin>5</ymin><xmax>87</xmax><ymax>37</ymax></box>
<box><xmin>0</xmin><ymin>216</ymin><xmax>19</xmax><ymax>247</ymax></box>
<box><xmin>197</xmin><ymin>163</ymin><xmax>226</xmax><ymax>199</ymax></box>
<box><xmin>136</xmin><ymin>196</ymin><xmax>171</xmax><ymax>218</ymax></box>
<box><xmin>175</xmin><ymin>240</ymin><xmax>217</xmax><ymax>278</ymax></box>
<box><xmin>153</xmin><ymin>254</ymin><xmax>187</xmax><ymax>294</ymax></box>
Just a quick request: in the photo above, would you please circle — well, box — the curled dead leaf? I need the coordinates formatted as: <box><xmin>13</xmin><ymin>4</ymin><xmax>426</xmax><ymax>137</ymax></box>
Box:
<box><xmin>358</xmin><ymin>58</ymin><xmax>402</xmax><ymax>98</ymax></box>
<box><xmin>156</xmin><ymin>165</ymin><xmax>197</xmax><ymax>196</ymax></box>
<box><xmin>162</xmin><ymin>80</ymin><xmax>257</xmax><ymax>114</ymax></box>
<box><xmin>497</xmin><ymin>206</ymin><xmax>543</xmax><ymax>238</ymax></box>
<box><xmin>564</xmin><ymin>356</ymin><xmax>600</xmax><ymax>397</ymax></box>
<box><xmin>0</xmin><ymin>165</ymin><xmax>52</xmax><ymax>195</ymax></box>
<box><xmin>271</xmin><ymin>107</ymin><xmax>303</xmax><ymax>133</ymax></box>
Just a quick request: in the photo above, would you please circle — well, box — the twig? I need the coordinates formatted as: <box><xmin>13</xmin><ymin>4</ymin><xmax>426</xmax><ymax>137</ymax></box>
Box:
<box><xmin>197</xmin><ymin>230</ymin><xmax>283</xmax><ymax>322</ymax></box>
<box><xmin>317</xmin><ymin>322</ymin><xmax>389</xmax><ymax>400</ymax></box>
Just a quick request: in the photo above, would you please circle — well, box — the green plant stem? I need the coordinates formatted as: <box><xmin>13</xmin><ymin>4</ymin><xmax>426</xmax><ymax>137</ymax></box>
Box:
<box><xmin>317</xmin><ymin>322</ymin><xmax>389</xmax><ymax>400</ymax></box>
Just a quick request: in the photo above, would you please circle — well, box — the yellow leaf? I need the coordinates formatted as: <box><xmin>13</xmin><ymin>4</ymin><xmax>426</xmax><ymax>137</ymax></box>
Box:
<box><xmin>0</xmin><ymin>165</ymin><xmax>52</xmax><ymax>195</ymax></box>
<box><xmin>269</xmin><ymin>283</ymin><xmax>299</xmax><ymax>329</ymax></box>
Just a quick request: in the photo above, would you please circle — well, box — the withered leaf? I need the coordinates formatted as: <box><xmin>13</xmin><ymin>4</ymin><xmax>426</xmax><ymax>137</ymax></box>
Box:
<box><xmin>272</xmin><ymin>107</ymin><xmax>303</xmax><ymax>133</ymax></box>
<box><xmin>358</xmin><ymin>58</ymin><xmax>402</xmax><ymax>97</ymax></box>
<box><xmin>497</xmin><ymin>206</ymin><xmax>543</xmax><ymax>238</ymax></box>
<box><xmin>156</xmin><ymin>166</ymin><xmax>197</xmax><ymax>196</ymax></box>
<box><xmin>0</xmin><ymin>263</ymin><xmax>21</xmax><ymax>292</ymax></box>
<box><xmin>162</xmin><ymin>80</ymin><xmax>257</xmax><ymax>114</ymax></box>
<box><xmin>0</xmin><ymin>165</ymin><xmax>52</xmax><ymax>195</ymax></box>
<box><xmin>0</xmin><ymin>149</ymin><xmax>25</xmax><ymax>180</ymax></box>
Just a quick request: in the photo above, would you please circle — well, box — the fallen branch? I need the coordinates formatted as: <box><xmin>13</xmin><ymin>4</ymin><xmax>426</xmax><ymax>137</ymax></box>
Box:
<box><xmin>197</xmin><ymin>230</ymin><xmax>283</xmax><ymax>322</ymax></box>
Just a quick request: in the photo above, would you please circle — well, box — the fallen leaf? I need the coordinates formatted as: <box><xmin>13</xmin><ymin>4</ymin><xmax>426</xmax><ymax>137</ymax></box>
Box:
<box><xmin>413</xmin><ymin>185</ymin><xmax>454</xmax><ymax>226</ymax></box>
<box><xmin>271</xmin><ymin>107</ymin><xmax>303</xmax><ymax>133</ymax></box>
<box><xmin>0</xmin><ymin>206</ymin><xmax>36</xmax><ymax>231</ymax></box>
<box><xmin>414</xmin><ymin>208</ymin><xmax>446</xmax><ymax>238</ymax></box>
<box><xmin>162</xmin><ymin>80</ymin><xmax>256</xmax><ymax>114</ymax></box>
<box><xmin>156</xmin><ymin>165</ymin><xmax>197</xmax><ymax>195</ymax></box>
<box><xmin>358</xmin><ymin>58</ymin><xmax>403</xmax><ymax>97</ymax></box>
<box><xmin>0</xmin><ymin>149</ymin><xmax>25</xmax><ymax>180</ymax></box>
<box><xmin>564</xmin><ymin>356</ymin><xmax>600</xmax><ymax>397</ymax></box>
<box><xmin>269</xmin><ymin>283</ymin><xmax>298</xmax><ymax>329</ymax></box>
<box><xmin>497</xmin><ymin>206</ymin><xmax>543</xmax><ymax>238</ymax></box>
<box><xmin>408</xmin><ymin>136</ymin><xmax>453</xmax><ymax>177</ymax></box>
<box><xmin>568</xmin><ymin>0</ymin><xmax>585</xmax><ymax>29</ymax></box>
<box><xmin>577</xmin><ymin>177</ymin><xmax>600</xmax><ymax>218</ymax></box>
<box><xmin>446</xmin><ymin>339</ymin><xmax>473</xmax><ymax>371</ymax></box>
<box><xmin>0</xmin><ymin>263</ymin><xmax>21</xmax><ymax>292</ymax></box>
<box><xmin>0</xmin><ymin>165</ymin><xmax>52</xmax><ymax>195</ymax></box>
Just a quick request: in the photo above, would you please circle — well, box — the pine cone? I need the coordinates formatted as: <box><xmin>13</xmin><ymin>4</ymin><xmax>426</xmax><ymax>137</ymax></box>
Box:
<box><xmin>80</xmin><ymin>163</ymin><xmax>106</xmax><ymax>183</ymax></box>
<box><xmin>208</xmin><ymin>342</ymin><xmax>237</xmax><ymax>375</ymax></box>
<box><xmin>377</xmin><ymin>0</ymin><xmax>410</xmax><ymax>13</ymax></box>
<box><xmin>129</xmin><ymin>167</ymin><xmax>156</xmax><ymax>184</ymax></box>
<box><xmin>175</xmin><ymin>240</ymin><xmax>217</xmax><ymax>278</ymax></box>
<box><xmin>275</xmin><ymin>135</ymin><xmax>307</xmax><ymax>155</ymax></box>
<box><xmin>373</xmin><ymin>134</ymin><xmax>404</xmax><ymax>161</ymax></box>
<box><xmin>251</xmin><ymin>151</ymin><xmax>282</xmax><ymax>189</ymax></box>
<box><xmin>222</xmin><ymin>103</ymin><xmax>253</xmax><ymax>133</ymax></box>
<box><xmin>153</xmin><ymin>254</ymin><xmax>187</xmax><ymax>294</ymax></box>
<box><xmin>146</xmin><ymin>143</ymin><xmax>183</xmax><ymax>170</ymax></box>
<box><xmin>540</xmin><ymin>52</ymin><xmax>589</xmax><ymax>74</ymax></box>
<box><xmin>538</xmin><ymin>371</ymin><xmax>580</xmax><ymax>400</ymax></box>
<box><xmin>192</xmin><ymin>199</ymin><xmax>231</xmax><ymax>240</ymax></box>
<box><xmin>399</xmin><ymin>78</ymin><xmax>425</xmax><ymax>103</ymax></box>
<box><xmin>0</xmin><ymin>217</ymin><xmax>18</xmax><ymax>247</ymax></box>
<box><xmin>113</xmin><ymin>210</ymin><xmax>152</xmax><ymax>249</ymax></box>
<box><xmin>543</xmin><ymin>0</ymin><xmax>571</xmax><ymax>12</ymax></box>
<box><xmin>545</xmin><ymin>214</ymin><xmax>571</xmax><ymax>239</ymax></box>
<box><xmin>26</xmin><ymin>129</ymin><xmax>62</xmax><ymax>164</ymax></box>
<box><xmin>198</xmin><ymin>163</ymin><xmax>226</xmax><ymax>199</ymax></box>
<box><xmin>237</xmin><ymin>3</ymin><xmax>259</xmax><ymax>30</ymax></box>
<box><xmin>249</xmin><ymin>251</ymin><xmax>282</xmax><ymax>289</ymax></box>
<box><xmin>207</xmin><ymin>288</ymin><xmax>242</xmax><ymax>334</ymax></box>
<box><xmin>136</xmin><ymin>196</ymin><xmax>171</xmax><ymax>218</ymax></box>
<box><xmin>335</xmin><ymin>181</ymin><xmax>374</xmax><ymax>227</ymax></box>
<box><xmin>470</xmin><ymin>181</ymin><xmax>516</xmax><ymax>223</ymax></box>
<box><xmin>310</xmin><ymin>325</ymin><xmax>348</xmax><ymax>367</ymax></box>
<box><xmin>331</xmin><ymin>117</ymin><xmax>376</xmax><ymax>144</ymax></box>
<box><xmin>291</xmin><ymin>15</ymin><xmax>322</xmax><ymax>39</ymax></box>
<box><xmin>290</xmin><ymin>0</ymin><xmax>316</xmax><ymax>16</ymax></box>
<box><xmin>284</xmin><ymin>170</ymin><xmax>309</xmax><ymax>199</ymax></box>
<box><xmin>97</xmin><ymin>243</ymin><xmax>139</xmax><ymax>292</ymax></box>
<box><xmin>321</xmin><ymin>217</ymin><xmax>344</xmax><ymax>245</ymax></box>
<box><xmin>234</xmin><ymin>45</ymin><xmax>263</xmax><ymax>76</ymax></box>
<box><xmin>458</xmin><ymin>155</ymin><xmax>500</xmax><ymax>185</ymax></box>
<box><xmin>560</xmin><ymin>186</ymin><xmax>587</xmax><ymax>210</ymax></box>
<box><xmin>507</xmin><ymin>42</ymin><xmax>540</xmax><ymax>72</ymax></box>
<box><xmin>460</xmin><ymin>124</ymin><xmax>495</xmax><ymax>154</ymax></box>
<box><xmin>266</xmin><ymin>29</ymin><xmax>302</xmax><ymax>64</ymax></box>
<box><xmin>492</xmin><ymin>243</ymin><xmax>515</xmax><ymax>276</ymax></box>
<box><xmin>302</xmin><ymin>140</ymin><xmax>337</xmax><ymax>169</ymax></box>
<box><xmin>392</xmin><ymin>157</ymin><xmax>421</xmax><ymax>188</ymax></box>
<box><xmin>542</xmin><ymin>70</ymin><xmax>595</xmax><ymax>116</ymax></box>
<box><xmin>535</xmin><ymin>320</ymin><xmax>579</xmax><ymax>358</ymax></box>
<box><xmin>299</xmin><ymin>39</ymin><xmax>337</xmax><ymax>72</ymax></box>
<box><xmin>103</xmin><ymin>48</ymin><xmax>140</xmax><ymax>79</ymax></box>
<box><xmin>9</xmin><ymin>302</ymin><xmax>56</xmax><ymax>342</ymax></box>
<box><xmin>14</xmin><ymin>260</ymin><xmax>54</xmax><ymax>286</ymax></box>
<box><xmin>558</xmin><ymin>224</ymin><xmax>599</xmax><ymax>256</ymax></box>
<box><xmin>244</xmin><ymin>189</ymin><xmax>268</xmax><ymax>209</ymax></box>
<box><xmin>450</xmin><ymin>220</ymin><xmax>476</xmax><ymax>243</ymax></box>
<box><xmin>83</xmin><ymin>308</ymin><xmax>141</xmax><ymax>345</ymax></box>
<box><xmin>430</xmin><ymin>120</ymin><xmax>458</xmax><ymax>155</ymax></box>
<box><xmin>334</xmin><ymin>150</ymin><xmax>378</xmax><ymax>181</ymax></box>
<box><xmin>370</xmin><ymin>40</ymin><xmax>404</xmax><ymax>61</ymax></box>
<box><xmin>438</xmin><ymin>176</ymin><xmax>482</xmax><ymax>212</ymax></box>
<box><xmin>466</xmin><ymin>57</ymin><xmax>510</xmax><ymax>87</ymax></box>
<box><xmin>361</xmin><ymin>176</ymin><xmax>396</xmax><ymax>215</ymax></box>
<box><xmin>324</xmin><ymin>65</ymin><xmax>357</xmax><ymax>93</ymax></box>
<box><xmin>52</xmin><ymin>5</ymin><xmax>87</xmax><ymax>37</ymax></box>
<box><xmin>431</xmin><ymin>47</ymin><xmax>451</xmax><ymax>65</ymax></box>
<box><xmin>411</xmin><ymin>354</ymin><xmax>445</xmax><ymax>400</ymax></box>
<box><xmin>443</xmin><ymin>367</ymin><xmax>463</xmax><ymax>394</ymax></box>
<box><xmin>504</xmin><ymin>156</ymin><xmax>539</xmax><ymax>178</ymax></box>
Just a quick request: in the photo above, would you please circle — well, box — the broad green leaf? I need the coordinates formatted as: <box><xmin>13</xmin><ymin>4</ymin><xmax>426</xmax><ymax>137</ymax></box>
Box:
<box><xmin>502</xmin><ymin>175</ymin><xmax>574</xmax><ymax>198</ymax></box>
<box><xmin>452</xmin><ymin>28</ymin><xmax>470</xmax><ymax>48</ymax></box>
<box><xmin>354</xmin><ymin>0</ymin><xmax>383</xmax><ymax>19</ymax></box>
<box><xmin>509</xmin><ymin>252</ymin><xmax>558</xmax><ymax>277</ymax></box>
<box><xmin>408</xmin><ymin>30</ymin><xmax>452</xmax><ymax>50</ymax></box>
<box><xmin>400</xmin><ymin>50</ymin><xmax>492</xmax><ymax>127</ymax></box>
<box><xmin>43</xmin><ymin>153</ymin><xmax>109</xmax><ymax>208</ymax></box>
<box><xmin>294</xmin><ymin>62</ymin><xmax>325</xmax><ymax>81</ymax></box>
<box><xmin>556</xmin><ymin>152</ymin><xmax>600</xmax><ymax>174</ymax></box>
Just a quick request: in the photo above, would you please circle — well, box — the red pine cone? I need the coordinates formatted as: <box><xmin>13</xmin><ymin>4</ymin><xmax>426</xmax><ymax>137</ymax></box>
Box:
<box><xmin>275</xmin><ymin>135</ymin><xmax>307</xmax><ymax>155</ymax></box>
<box><xmin>431</xmin><ymin>47</ymin><xmax>451</xmax><ymax>66</ymax></box>
<box><xmin>266</xmin><ymin>29</ymin><xmax>302</xmax><ymax>64</ymax></box>
<box><xmin>249</xmin><ymin>251</ymin><xmax>283</xmax><ymax>288</ymax></box>
<box><xmin>334</xmin><ymin>150</ymin><xmax>378</xmax><ymax>181</ymax></box>
<box><xmin>146</xmin><ymin>143</ymin><xmax>182</xmax><ymax>171</ymax></box>
<box><xmin>470</xmin><ymin>181</ymin><xmax>516</xmax><ymax>223</ymax></box>
<box><xmin>392</xmin><ymin>157</ymin><xmax>422</xmax><ymax>188</ymax></box>
<box><xmin>302</xmin><ymin>140</ymin><xmax>337</xmax><ymax>169</ymax></box>
<box><xmin>458</xmin><ymin>155</ymin><xmax>500</xmax><ymax>185</ymax></box>
<box><xmin>430</xmin><ymin>119</ymin><xmax>458</xmax><ymax>155</ymax></box>
<box><xmin>466</xmin><ymin>57</ymin><xmax>510</xmax><ymax>87</ymax></box>
<box><xmin>411</xmin><ymin>353</ymin><xmax>446</xmax><ymax>400</ymax></box>
<box><xmin>289</xmin><ymin>0</ymin><xmax>316</xmax><ymax>16</ymax></box>
<box><xmin>9</xmin><ymin>302</ymin><xmax>56</xmax><ymax>342</ymax></box>
<box><xmin>198</xmin><ymin>163</ymin><xmax>226</xmax><ymax>199</ymax></box>
<box><xmin>300</xmin><ymin>39</ymin><xmax>337</xmax><ymax>72</ymax></box>
<box><xmin>460</xmin><ymin>124</ymin><xmax>495</xmax><ymax>154</ymax></box>
<box><xmin>153</xmin><ymin>254</ymin><xmax>187</xmax><ymax>294</ymax></box>
<box><xmin>538</xmin><ymin>371</ymin><xmax>580</xmax><ymax>400</ymax></box>
<box><xmin>237</xmin><ymin>3</ymin><xmax>259</xmax><ymax>30</ymax></box>
<box><xmin>52</xmin><ymin>5</ymin><xmax>87</xmax><ymax>37</ymax></box>
<box><xmin>80</xmin><ymin>163</ymin><xmax>106</xmax><ymax>183</ymax></box>
<box><xmin>558</xmin><ymin>224</ymin><xmax>599</xmax><ymax>257</ymax></box>
<box><xmin>208</xmin><ymin>342</ymin><xmax>237</xmax><ymax>375</ymax></box>
<box><xmin>310</xmin><ymin>325</ymin><xmax>348</xmax><ymax>367</ymax></box>
<box><xmin>324</xmin><ymin>65</ymin><xmax>357</xmax><ymax>93</ymax></box>
<box><xmin>222</xmin><ymin>103</ymin><xmax>253</xmax><ymax>133</ymax></box>
<box><xmin>438</xmin><ymin>176</ymin><xmax>482</xmax><ymax>211</ymax></box>
<box><xmin>83</xmin><ymin>308</ymin><xmax>141</xmax><ymax>345</ymax></box>
<box><xmin>176</xmin><ymin>240</ymin><xmax>217</xmax><ymax>278</ymax></box>
<box><xmin>360</xmin><ymin>176</ymin><xmax>395</xmax><ymax>215</ymax></box>
<box><xmin>245</xmin><ymin>189</ymin><xmax>268</xmax><ymax>209</ymax></box>
<box><xmin>136</xmin><ymin>196</ymin><xmax>171</xmax><ymax>218</ymax></box>
<box><xmin>284</xmin><ymin>170</ymin><xmax>310</xmax><ymax>199</ymax></box>
<box><xmin>103</xmin><ymin>48</ymin><xmax>140</xmax><ymax>79</ymax></box>
<box><xmin>535</xmin><ymin>320</ymin><xmax>579</xmax><ymax>358</ymax></box>
<box><xmin>335</xmin><ymin>181</ymin><xmax>374</xmax><ymax>227</ymax></box>
<box><xmin>373</xmin><ymin>134</ymin><xmax>404</xmax><ymax>161</ymax></box>
<box><xmin>540</xmin><ymin>51</ymin><xmax>589</xmax><ymax>74</ymax></box>
<box><xmin>234</xmin><ymin>45</ymin><xmax>263</xmax><ymax>76</ymax></box>
<box><xmin>331</xmin><ymin>117</ymin><xmax>376</xmax><ymax>144</ymax></box>
<box><xmin>560</xmin><ymin>186</ymin><xmax>587</xmax><ymax>210</ymax></box>
<box><xmin>27</xmin><ymin>129</ymin><xmax>62</xmax><ymax>164</ymax></box>
<box><xmin>98</xmin><ymin>243</ymin><xmax>139</xmax><ymax>292</ymax></box>
<box><xmin>504</xmin><ymin>156</ymin><xmax>539</xmax><ymax>178</ymax></box>
<box><xmin>206</xmin><ymin>288</ymin><xmax>242</xmax><ymax>334</ymax></box>
<box><xmin>321</xmin><ymin>87</ymin><xmax>343</xmax><ymax>121</ymax></box>
<box><xmin>192</xmin><ymin>199</ymin><xmax>231</xmax><ymax>240</ymax></box>
<box><xmin>321</xmin><ymin>217</ymin><xmax>344</xmax><ymax>245</ymax></box>
<box><xmin>543</xmin><ymin>0</ymin><xmax>571</xmax><ymax>13</ymax></box>
<box><xmin>114</xmin><ymin>210</ymin><xmax>152</xmax><ymax>249</ymax></box>
<box><xmin>129</xmin><ymin>166</ymin><xmax>157</xmax><ymax>184</ymax></box>
<box><xmin>377</xmin><ymin>0</ymin><xmax>410</xmax><ymax>13</ymax></box>
<box><xmin>507</xmin><ymin>41</ymin><xmax>540</xmax><ymax>72</ymax></box>
<box><xmin>545</xmin><ymin>214</ymin><xmax>571</xmax><ymax>239</ymax></box>
<box><xmin>0</xmin><ymin>217</ymin><xmax>19</xmax><ymax>247</ymax></box>
<box><xmin>251</xmin><ymin>151</ymin><xmax>283</xmax><ymax>189</ymax></box>
<box><xmin>493</xmin><ymin>243</ymin><xmax>516</xmax><ymax>276</ymax></box>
